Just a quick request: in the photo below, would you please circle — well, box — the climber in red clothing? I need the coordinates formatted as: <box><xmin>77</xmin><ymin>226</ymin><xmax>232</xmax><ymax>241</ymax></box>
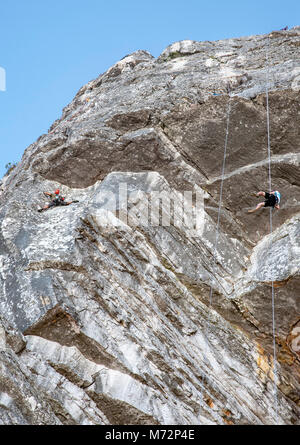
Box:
<box><xmin>38</xmin><ymin>189</ymin><xmax>78</xmax><ymax>212</ymax></box>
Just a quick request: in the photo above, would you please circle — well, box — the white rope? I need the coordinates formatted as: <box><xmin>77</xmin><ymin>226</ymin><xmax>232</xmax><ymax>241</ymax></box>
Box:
<box><xmin>265</xmin><ymin>35</ymin><xmax>279</xmax><ymax>424</ymax></box>
<box><xmin>209</xmin><ymin>98</ymin><xmax>232</xmax><ymax>306</ymax></box>
<box><xmin>201</xmin><ymin>37</ymin><xmax>279</xmax><ymax>424</ymax></box>
<box><xmin>199</xmin><ymin>96</ymin><xmax>232</xmax><ymax>419</ymax></box>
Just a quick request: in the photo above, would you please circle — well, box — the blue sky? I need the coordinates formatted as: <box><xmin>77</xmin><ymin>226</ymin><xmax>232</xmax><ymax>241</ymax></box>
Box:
<box><xmin>0</xmin><ymin>0</ymin><xmax>299</xmax><ymax>178</ymax></box>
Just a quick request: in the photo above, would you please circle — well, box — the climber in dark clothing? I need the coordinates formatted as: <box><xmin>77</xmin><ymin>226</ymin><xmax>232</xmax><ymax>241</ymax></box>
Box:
<box><xmin>248</xmin><ymin>190</ymin><xmax>281</xmax><ymax>213</ymax></box>
<box><xmin>38</xmin><ymin>189</ymin><xmax>77</xmax><ymax>212</ymax></box>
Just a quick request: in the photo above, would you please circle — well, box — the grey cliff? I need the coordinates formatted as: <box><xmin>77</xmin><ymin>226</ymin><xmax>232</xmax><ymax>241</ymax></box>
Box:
<box><xmin>0</xmin><ymin>28</ymin><xmax>299</xmax><ymax>424</ymax></box>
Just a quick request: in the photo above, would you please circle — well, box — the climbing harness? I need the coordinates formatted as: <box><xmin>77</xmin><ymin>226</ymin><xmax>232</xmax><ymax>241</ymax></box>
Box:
<box><xmin>265</xmin><ymin>35</ymin><xmax>279</xmax><ymax>424</ymax></box>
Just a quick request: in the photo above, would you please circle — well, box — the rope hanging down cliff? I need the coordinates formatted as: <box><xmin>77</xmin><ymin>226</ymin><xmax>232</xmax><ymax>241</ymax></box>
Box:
<box><xmin>265</xmin><ymin>35</ymin><xmax>279</xmax><ymax>424</ymax></box>
<box><xmin>204</xmin><ymin>36</ymin><xmax>279</xmax><ymax>423</ymax></box>
<box><xmin>200</xmin><ymin>94</ymin><xmax>232</xmax><ymax>414</ymax></box>
<box><xmin>208</xmin><ymin>97</ymin><xmax>232</xmax><ymax>307</ymax></box>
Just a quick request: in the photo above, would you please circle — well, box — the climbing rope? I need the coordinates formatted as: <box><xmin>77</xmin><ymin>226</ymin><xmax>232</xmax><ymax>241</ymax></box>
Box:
<box><xmin>202</xmin><ymin>36</ymin><xmax>279</xmax><ymax>422</ymax></box>
<box><xmin>265</xmin><ymin>35</ymin><xmax>279</xmax><ymax>424</ymax></box>
<box><xmin>209</xmin><ymin>97</ymin><xmax>232</xmax><ymax>306</ymax></box>
<box><xmin>199</xmin><ymin>94</ymin><xmax>232</xmax><ymax>417</ymax></box>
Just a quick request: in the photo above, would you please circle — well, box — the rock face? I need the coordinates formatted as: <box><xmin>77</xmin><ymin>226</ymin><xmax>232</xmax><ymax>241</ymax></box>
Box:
<box><xmin>0</xmin><ymin>28</ymin><xmax>300</xmax><ymax>425</ymax></box>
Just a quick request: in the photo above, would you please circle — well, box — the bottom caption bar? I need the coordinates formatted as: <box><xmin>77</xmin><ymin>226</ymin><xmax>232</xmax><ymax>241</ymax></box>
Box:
<box><xmin>104</xmin><ymin>426</ymin><xmax>196</xmax><ymax>441</ymax></box>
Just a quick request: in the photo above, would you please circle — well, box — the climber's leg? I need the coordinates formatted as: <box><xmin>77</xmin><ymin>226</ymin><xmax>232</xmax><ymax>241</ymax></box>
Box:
<box><xmin>248</xmin><ymin>202</ymin><xmax>265</xmax><ymax>213</ymax></box>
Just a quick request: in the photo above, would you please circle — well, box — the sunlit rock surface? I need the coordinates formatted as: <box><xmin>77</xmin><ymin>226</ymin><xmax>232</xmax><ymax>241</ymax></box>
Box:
<box><xmin>0</xmin><ymin>28</ymin><xmax>299</xmax><ymax>425</ymax></box>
